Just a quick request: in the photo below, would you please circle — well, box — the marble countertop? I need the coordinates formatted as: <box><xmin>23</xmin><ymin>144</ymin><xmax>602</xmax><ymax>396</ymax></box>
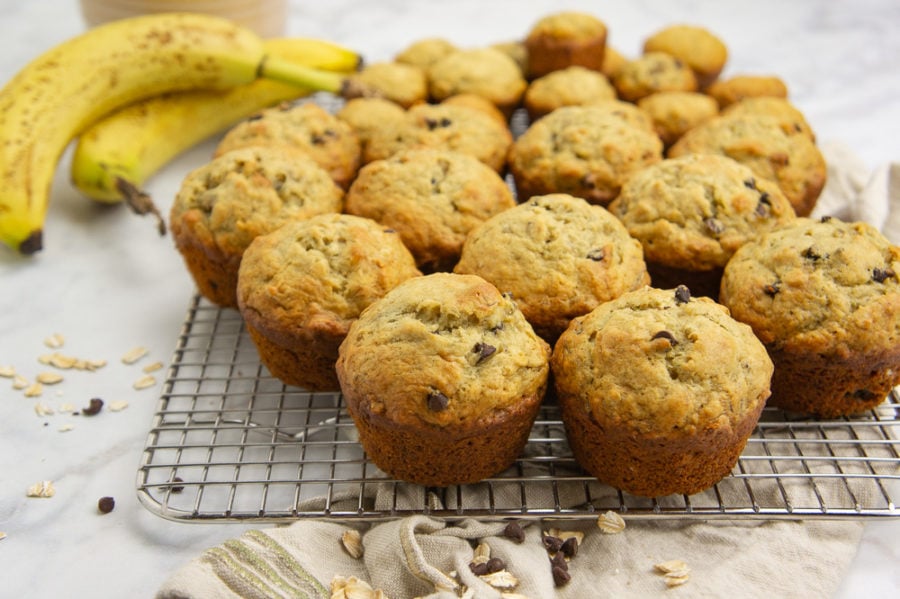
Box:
<box><xmin>1</xmin><ymin>0</ymin><xmax>899</xmax><ymax>597</ymax></box>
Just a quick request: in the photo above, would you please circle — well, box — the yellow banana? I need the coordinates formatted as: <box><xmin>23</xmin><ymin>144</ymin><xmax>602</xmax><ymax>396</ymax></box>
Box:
<box><xmin>0</xmin><ymin>12</ymin><xmax>348</xmax><ymax>254</ymax></box>
<box><xmin>71</xmin><ymin>37</ymin><xmax>361</xmax><ymax>206</ymax></box>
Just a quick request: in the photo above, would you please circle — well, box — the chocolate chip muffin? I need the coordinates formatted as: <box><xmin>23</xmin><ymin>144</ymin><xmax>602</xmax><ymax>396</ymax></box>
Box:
<box><xmin>668</xmin><ymin>113</ymin><xmax>827</xmax><ymax>217</ymax></box>
<box><xmin>341</xmin><ymin>60</ymin><xmax>428</xmax><ymax>109</ymax></box>
<box><xmin>336</xmin><ymin>272</ymin><xmax>551</xmax><ymax>486</ymax></box>
<box><xmin>345</xmin><ymin>148</ymin><xmax>516</xmax><ymax>272</ymax></box>
<box><xmin>524</xmin><ymin>11</ymin><xmax>608</xmax><ymax>79</ymax></box>
<box><xmin>720</xmin><ymin>216</ymin><xmax>900</xmax><ymax>418</ymax></box>
<box><xmin>440</xmin><ymin>93</ymin><xmax>508</xmax><ymax>128</ymax></box>
<box><xmin>583</xmin><ymin>99</ymin><xmax>656</xmax><ymax>132</ymax></box>
<box><xmin>523</xmin><ymin>65</ymin><xmax>617</xmax><ymax>121</ymax></box>
<box><xmin>426</xmin><ymin>47</ymin><xmax>527</xmax><ymax>117</ymax></box>
<box><xmin>552</xmin><ymin>285</ymin><xmax>773</xmax><ymax>497</ymax></box>
<box><xmin>608</xmin><ymin>154</ymin><xmax>796</xmax><ymax>299</ymax></box>
<box><xmin>454</xmin><ymin>193</ymin><xmax>650</xmax><ymax>343</ymax></box>
<box><xmin>612</xmin><ymin>51</ymin><xmax>699</xmax><ymax>102</ymax></box>
<box><xmin>335</xmin><ymin>96</ymin><xmax>407</xmax><ymax>160</ymax></box>
<box><xmin>214</xmin><ymin>101</ymin><xmax>361</xmax><ymax>189</ymax></box>
<box><xmin>508</xmin><ymin>105</ymin><xmax>663</xmax><ymax>205</ymax></box>
<box><xmin>636</xmin><ymin>90</ymin><xmax>719</xmax><ymax>147</ymax></box>
<box><xmin>394</xmin><ymin>37</ymin><xmax>459</xmax><ymax>70</ymax></box>
<box><xmin>721</xmin><ymin>96</ymin><xmax>816</xmax><ymax>141</ymax></box>
<box><xmin>642</xmin><ymin>24</ymin><xmax>728</xmax><ymax>88</ymax></box>
<box><xmin>237</xmin><ymin>214</ymin><xmax>421</xmax><ymax>391</ymax></box>
<box><xmin>363</xmin><ymin>102</ymin><xmax>513</xmax><ymax>172</ymax></box>
<box><xmin>705</xmin><ymin>75</ymin><xmax>789</xmax><ymax>108</ymax></box>
<box><xmin>170</xmin><ymin>146</ymin><xmax>344</xmax><ymax>308</ymax></box>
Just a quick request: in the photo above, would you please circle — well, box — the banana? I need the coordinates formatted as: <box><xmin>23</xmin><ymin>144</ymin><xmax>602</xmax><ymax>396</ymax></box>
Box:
<box><xmin>0</xmin><ymin>12</ymin><xmax>348</xmax><ymax>254</ymax></box>
<box><xmin>71</xmin><ymin>37</ymin><xmax>361</xmax><ymax>207</ymax></box>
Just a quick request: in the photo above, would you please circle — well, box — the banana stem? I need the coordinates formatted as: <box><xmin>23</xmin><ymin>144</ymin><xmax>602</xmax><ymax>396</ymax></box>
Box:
<box><xmin>259</xmin><ymin>56</ymin><xmax>346</xmax><ymax>94</ymax></box>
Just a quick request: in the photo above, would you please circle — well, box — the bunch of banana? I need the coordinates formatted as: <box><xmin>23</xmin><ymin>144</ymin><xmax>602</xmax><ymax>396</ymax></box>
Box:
<box><xmin>0</xmin><ymin>12</ymin><xmax>356</xmax><ymax>255</ymax></box>
<box><xmin>71</xmin><ymin>36</ymin><xmax>361</xmax><ymax>221</ymax></box>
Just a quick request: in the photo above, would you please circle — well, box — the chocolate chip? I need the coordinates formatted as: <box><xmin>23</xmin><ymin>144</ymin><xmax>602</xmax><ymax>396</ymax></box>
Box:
<box><xmin>586</xmin><ymin>248</ymin><xmax>606</xmax><ymax>261</ymax></box>
<box><xmin>552</xmin><ymin>565</ymin><xmax>571</xmax><ymax>587</ymax></box>
<box><xmin>763</xmin><ymin>282</ymin><xmax>781</xmax><ymax>296</ymax></box>
<box><xmin>469</xmin><ymin>561</ymin><xmax>489</xmax><ymax>576</ymax></box>
<box><xmin>873</xmin><ymin>267</ymin><xmax>896</xmax><ymax>283</ymax></box>
<box><xmin>651</xmin><ymin>330</ymin><xmax>677</xmax><ymax>346</ymax></box>
<box><xmin>674</xmin><ymin>285</ymin><xmax>691</xmax><ymax>304</ymax></box>
<box><xmin>550</xmin><ymin>550</ymin><xmax>568</xmax><ymax>570</ymax></box>
<box><xmin>82</xmin><ymin>397</ymin><xmax>104</xmax><ymax>416</ymax></box>
<box><xmin>755</xmin><ymin>192</ymin><xmax>772</xmax><ymax>217</ymax></box>
<box><xmin>743</xmin><ymin>178</ymin><xmax>757</xmax><ymax>190</ymax></box>
<box><xmin>542</xmin><ymin>535</ymin><xmax>563</xmax><ymax>553</ymax></box>
<box><xmin>486</xmin><ymin>557</ymin><xmax>506</xmax><ymax>574</ymax></box>
<box><xmin>802</xmin><ymin>246</ymin><xmax>822</xmax><ymax>261</ymax></box>
<box><xmin>851</xmin><ymin>389</ymin><xmax>877</xmax><ymax>402</ymax></box>
<box><xmin>97</xmin><ymin>496</ymin><xmax>115</xmax><ymax>514</ymax></box>
<box><xmin>473</xmin><ymin>342</ymin><xmax>497</xmax><ymax>364</ymax></box>
<box><xmin>703</xmin><ymin>218</ymin><xmax>724</xmax><ymax>235</ymax></box>
<box><xmin>171</xmin><ymin>477</ymin><xmax>185</xmax><ymax>493</ymax></box>
<box><xmin>502</xmin><ymin>521</ymin><xmax>526</xmax><ymax>544</ymax></box>
<box><xmin>820</xmin><ymin>215</ymin><xmax>833</xmax><ymax>223</ymax></box>
<box><xmin>427</xmin><ymin>390</ymin><xmax>450</xmax><ymax>412</ymax></box>
<box><xmin>560</xmin><ymin>537</ymin><xmax>579</xmax><ymax>558</ymax></box>
<box><xmin>424</xmin><ymin>117</ymin><xmax>452</xmax><ymax>130</ymax></box>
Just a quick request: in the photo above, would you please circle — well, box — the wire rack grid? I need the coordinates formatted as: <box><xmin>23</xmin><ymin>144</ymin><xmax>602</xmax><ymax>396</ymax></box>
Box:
<box><xmin>136</xmin><ymin>295</ymin><xmax>900</xmax><ymax>523</ymax></box>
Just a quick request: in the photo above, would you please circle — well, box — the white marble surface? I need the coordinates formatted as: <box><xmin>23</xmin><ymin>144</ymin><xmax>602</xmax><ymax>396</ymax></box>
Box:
<box><xmin>1</xmin><ymin>0</ymin><xmax>899</xmax><ymax>597</ymax></box>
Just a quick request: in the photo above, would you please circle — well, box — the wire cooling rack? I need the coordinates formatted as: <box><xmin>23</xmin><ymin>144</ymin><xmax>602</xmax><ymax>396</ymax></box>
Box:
<box><xmin>136</xmin><ymin>294</ymin><xmax>900</xmax><ymax>523</ymax></box>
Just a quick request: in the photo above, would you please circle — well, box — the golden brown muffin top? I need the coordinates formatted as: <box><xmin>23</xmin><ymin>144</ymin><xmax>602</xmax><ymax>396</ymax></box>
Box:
<box><xmin>636</xmin><ymin>90</ymin><xmax>720</xmax><ymax>147</ymax></box>
<box><xmin>342</xmin><ymin>61</ymin><xmax>428</xmax><ymax>109</ymax></box>
<box><xmin>237</xmin><ymin>213</ymin><xmax>420</xmax><ymax>346</ymax></box>
<box><xmin>169</xmin><ymin>146</ymin><xmax>343</xmax><ymax>258</ymax></box>
<box><xmin>394</xmin><ymin>37</ymin><xmax>459</xmax><ymax>70</ymax></box>
<box><xmin>720</xmin><ymin>217</ymin><xmax>900</xmax><ymax>355</ymax></box>
<box><xmin>337</xmin><ymin>272</ymin><xmax>550</xmax><ymax>428</ymax></box>
<box><xmin>705</xmin><ymin>75</ymin><xmax>788</xmax><ymax>108</ymax></box>
<box><xmin>552</xmin><ymin>285</ymin><xmax>773</xmax><ymax>435</ymax></box>
<box><xmin>613</xmin><ymin>51</ymin><xmax>699</xmax><ymax>102</ymax></box>
<box><xmin>609</xmin><ymin>154</ymin><xmax>796</xmax><ymax>271</ymax></box>
<box><xmin>642</xmin><ymin>24</ymin><xmax>728</xmax><ymax>86</ymax></box>
<box><xmin>524</xmin><ymin>66</ymin><xmax>617</xmax><ymax>120</ymax></box>
<box><xmin>721</xmin><ymin>96</ymin><xmax>815</xmax><ymax>140</ymax></box>
<box><xmin>335</xmin><ymin>97</ymin><xmax>407</xmax><ymax>154</ymax></box>
<box><xmin>426</xmin><ymin>47</ymin><xmax>527</xmax><ymax>114</ymax></box>
<box><xmin>526</xmin><ymin>11</ymin><xmax>608</xmax><ymax>41</ymax></box>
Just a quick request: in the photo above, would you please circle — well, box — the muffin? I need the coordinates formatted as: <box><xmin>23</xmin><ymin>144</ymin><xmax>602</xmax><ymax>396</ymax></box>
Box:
<box><xmin>341</xmin><ymin>61</ymin><xmax>428</xmax><ymax>108</ymax></box>
<box><xmin>490</xmin><ymin>40</ymin><xmax>528</xmax><ymax>76</ymax></box>
<box><xmin>508</xmin><ymin>105</ymin><xmax>663</xmax><ymax>205</ymax></box>
<box><xmin>454</xmin><ymin>193</ymin><xmax>650</xmax><ymax>342</ymax></box>
<box><xmin>612</xmin><ymin>51</ymin><xmax>699</xmax><ymax>102</ymax></box>
<box><xmin>336</xmin><ymin>272</ymin><xmax>551</xmax><ymax>487</ymax></box>
<box><xmin>600</xmin><ymin>45</ymin><xmax>628</xmax><ymax>79</ymax></box>
<box><xmin>214</xmin><ymin>101</ymin><xmax>361</xmax><ymax>189</ymax></box>
<box><xmin>583</xmin><ymin>99</ymin><xmax>656</xmax><ymax>132</ymax></box>
<box><xmin>524</xmin><ymin>11</ymin><xmax>608</xmax><ymax>79</ymax></box>
<box><xmin>668</xmin><ymin>113</ymin><xmax>827</xmax><ymax>216</ymax></box>
<box><xmin>363</xmin><ymin>102</ymin><xmax>513</xmax><ymax>172</ymax></box>
<box><xmin>608</xmin><ymin>154</ymin><xmax>796</xmax><ymax>299</ymax></box>
<box><xmin>395</xmin><ymin>37</ymin><xmax>459</xmax><ymax>70</ymax></box>
<box><xmin>345</xmin><ymin>148</ymin><xmax>516</xmax><ymax>272</ymax></box>
<box><xmin>335</xmin><ymin>97</ymin><xmax>407</xmax><ymax>157</ymax></box>
<box><xmin>440</xmin><ymin>93</ymin><xmax>508</xmax><ymax>128</ymax></box>
<box><xmin>236</xmin><ymin>213</ymin><xmax>421</xmax><ymax>391</ymax></box>
<box><xmin>720</xmin><ymin>216</ymin><xmax>900</xmax><ymax>418</ymax></box>
<box><xmin>721</xmin><ymin>96</ymin><xmax>816</xmax><ymax>141</ymax></box>
<box><xmin>523</xmin><ymin>65</ymin><xmax>617</xmax><ymax>121</ymax></box>
<box><xmin>705</xmin><ymin>75</ymin><xmax>789</xmax><ymax>108</ymax></box>
<box><xmin>642</xmin><ymin>24</ymin><xmax>728</xmax><ymax>88</ymax></box>
<box><xmin>170</xmin><ymin>146</ymin><xmax>343</xmax><ymax>308</ymax></box>
<box><xmin>426</xmin><ymin>47</ymin><xmax>527</xmax><ymax>117</ymax></box>
<box><xmin>637</xmin><ymin>90</ymin><xmax>719</xmax><ymax>147</ymax></box>
<box><xmin>552</xmin><ymin>285</ymin><xmax>773</xmax><ymax>497</ymax></box>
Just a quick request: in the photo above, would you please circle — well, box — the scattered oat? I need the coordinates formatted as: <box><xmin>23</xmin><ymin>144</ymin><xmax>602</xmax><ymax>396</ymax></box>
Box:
<box><xmin>142</xmin><ymin>361</ymin><xmax>163</xmax><ymax>373</ymax></box>
<box><xmin>121</xmin><ymin>346</ymin><xmax>149</xmax><ymax>365</ymax></box>
<box><xmin>12</xmin><ymin>374</ymin><xmax>29</xmax><ymax>390</ymax></box>
<box><xmin>58</xmin><ymin>423</ymin><xmax>75</xmax><ymax>432</ymax></box>
<box><xmin>40</xmin><ymin>353</ymin><xmax>106</xmax><ymax>371</ymax></box>
<box><xmin>341</xmin><ymin>529</ymin><xmax>364</xmax><ymax>559</ymax></box>
<box><xmin>330</xmin><ymin>575</ymin><xmax>387</xmax><ymax>599</ymax></box>
<box><xmin>60</xmin><ymin>403</ymin><xmax>76</xmax><ymax>412</ymax></box>
<box><xmin>133</xmin><ymin>374</ymin><xmax>156</xmax><ymax>390</ymax></box>
<box><xmin>108</xmin><ymin>400</ymin><xmax>129</xmax><ymax>412</ymax></box>
<box><xmin>24</xmin><ymin>383</ymin><xmax>43</xmax><ymax>397</ymax></box>
<box><xmin>597</xmin><ymin>510</ymin><xmax>626</xmax><ymax>534</ymax></box>
<box><xmin>36</xmin><ymin>372</ymin><xmax>63</xmax><ymax>385</ymax></box>
<box><xmin>664</xmin><ymin>572</ymin><xmax>690</xmax><ymax>588</ymax></box>
<box><xmin>480</xmin><ymin>570</ymin><xmax>519</xmax><ymax>590</ymax></box>
<box><xmin>499</xmin><ymin>594</ymin><xmax>531</xmax><ymax>599</ymax></box>
<box><xmin>0</xmin><ymin>365</ymin><xmax>15</xmax><ymax>378</ymax></box>
<box><xmin>0</xmin><ymin>532</ymin><xmax>6</xmax><ymax>541</ymax></box>
<box><xmin>655</xmin><ymin>560</ymin><xmax>691</xmax><ymax>588</ymax></box>
<box><xmin>80</xmin><ymin>358</ymin><xmax>107</xmax><ymax>371</ymax></box>
<box><xmin>459</xmin><ymin>588</ymin><xmax>475</xmax><ymax>599</ymax></box>
<box><xmin>472</xmin><ymin>541</ymin><xmax>491</xmax><ymax>564</ymax></box>
<box><xmin>34</xmin><ymin>402</ymin><xmax>54</xmax><ymax>416</ymax></box>
<box><xmin>26</xmin><ymin>480</ymin><xmax>55</xmax><ymax>498</ymax></box>
<box><xmin>44</xmin><ymin>333</ymin><xmax>65</xmax><ymax>348</ymax></box>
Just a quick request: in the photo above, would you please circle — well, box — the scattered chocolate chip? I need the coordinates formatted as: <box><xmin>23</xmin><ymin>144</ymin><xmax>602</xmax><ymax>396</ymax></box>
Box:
<box><xmin>490</xmin><ymin>322</ymin><xmax>505</xmax><ymax>333</ymax></box>
<box><xmin>550</xmin><ymin>550</ymin><xmax>568</xmax><ymax>570</ymax></box>
<box><xmin>552</xmin><ymin>565</ymin><xmax>571</xmax><ymax>587</ymax></box>
<box><xmin>743</xmin><ymin>178</ymin><xmax>757</xmax><ymax>190</ymax></box>
<box><xmin>586</xmin><ymin>248</ymin><xmax>606</xmax><ymax>261</ymax></box>
<box><xmin>560</xmin><ymin>536</ymin><xmax>579</xmax><ymax>558</ymax></box>
<box><xmin>820</xmin><ymin>215</ymin><xmax>833</xmax><ymax>223</ymax></box>
<box><xmin>802</xmin><ymin>246</ymin><xmax>822</xmax><ymax>261</ymax></box>
<box><xmin>97</xmin><ymin>496</ymin><xmax>115</xmax><ymax>514</ymax></box>
<box><xmin>502</xmin><ymin>521</ymin><xmax>525</xmax><ymax>544</ymax></box>
<box><xmin>755</xmin><ymin>192</ymin><xmax>772</xmax><ymax>217</ymax></box>
<box><xmin>763</xmin><ymin>282</ymin><xmax>781</xmax><ymax>297</ymax></box>
<box><xmin>473</xmin><ymin>342</ymin><xmax>497</xmax><ymax>364</ymax></box>
<box><xmin>171</xmin><ymin>477</ymin><xmax>185</xmax><ymax>493</ymax></box>
<box><xmin>651</xmin><ymin>330</ymin><xmax>677</xmax><ymax>346</ymax></box>
<box><xmin>424</xmin><ymin>117</ymin><xmax>452</xmax><ymax>130</ymax></box>
<box><xmin>469</xmin><ymin>561</ymin><xmax>489</xmax><ymax>576</ymax></box>
<box><xmin>486</xmin><ymin>557</ymin><xmax>506</xmax><ymax>574</ymax></box>
<box><xmin>851</xmin><ymin>389</ymin><xmax>877</xmax><ymax>402</ymax></box>
<box><xmin>311</xmin><ymin>134</ymin><xmax>326</xmax><ymax>145</ymax></box>
<box><xmin>81</xmin><ymin>397</ymin><xmax>104</xmax><ymax>416</ymax></box>
<box><xmin>427</xmin><ymin>390</ymin><xmax>450</xmax><ymax>412</ymax></box>
<box><xmin>674</xmin><ymin>285</ymin><xmax>691</xmax><ymax>304</ymax></box>
<box><xmin>703</xmin><ymin>217</ymin><xmax>724</xmax><ymax>235</ymax></box>
<box><xmin>873</xmin><ymin>267</ymin><xmax>896</xmax><ymax>283</ymax></box>
<box><xmin>542</xmin><ymin>535</ymin><xmax>563</xmax><ymax>553</ymax></box>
